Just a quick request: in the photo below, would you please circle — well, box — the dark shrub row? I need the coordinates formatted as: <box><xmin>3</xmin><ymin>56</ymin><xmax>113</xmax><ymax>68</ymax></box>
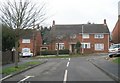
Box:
<box><xmin>59</xmin><ymin>49</ymin><xmax>69</xmax><ymax>54</ymax></box>
<box><xmin>37</xmin><ymin>49</ymin><xmax>69</xmax><ymax>55</ymax></box>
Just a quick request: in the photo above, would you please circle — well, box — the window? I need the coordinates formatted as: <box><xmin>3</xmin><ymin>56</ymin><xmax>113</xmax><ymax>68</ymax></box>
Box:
<box><xmin>70</xmin><ymin>34</ymin><xmax>76</xmax><ymax>39</ymax></box>
<box><xmin>22</xmin><ymin>39</ymin><xmax>30</xmax><ymax>43</ymax></box>
<box><xmin>22</xmin><ymin>48</ymin><xmax>30</xmax><ymax>53</ymax></box>
<box><xmin>40</xmin><ymin>47</ymin><xmax>48</xmax><ymax>51</ymax></box>
<box><xmin>56</xmin><ymin>35</ymin><xmax>63</xmax><ymax>40</ymax></box>
<box><xmin>82</xmin><ymin>34</ymin><xmax>89</xmax><ymax>38</ymax></box>
<box><xmin>95</xmin><ymin>44</ymin><xmax>104</xmax><ymax>51</ymax></box>
<box><xmin>55</xmin><ymin>43</ymin><xmax>65</xmax><ymax>50</ymax></box>
<box><xmin>94</xmin><ymin>34</ymin><xmax>104</xmax><ymax>38</ymax></box>
<box><xmin>81</xmin><ymin>43</ymin><xmax>90</xmax><ymax>48</ymax></box>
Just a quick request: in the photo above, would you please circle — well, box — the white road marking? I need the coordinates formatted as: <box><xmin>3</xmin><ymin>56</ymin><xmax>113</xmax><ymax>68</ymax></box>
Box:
<box><xmin>0</xmin><ymin>74</ymin><xmax>12</xmax><ymax>81</ymax></box>
<box><xmin>69</xmin><ymin>58</ymin><xmax>70</xmax><ymax>61</ymax></box>
<box><xmin>63</xmin><ymin>70</ymin><xmax>68</xmax><ymax>83</ymax></box>
<box><xmin>18</xmin><ymin>76</ymin><xmax>34</xmax><ymax>83</ymax></box>
<box><xmin>67</xmin><ymin>62</ymin><xmax>70</xmax><ymax>67</ymax></box>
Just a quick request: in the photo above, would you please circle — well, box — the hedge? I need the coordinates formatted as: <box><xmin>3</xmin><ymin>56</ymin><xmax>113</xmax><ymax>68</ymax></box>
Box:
<box><xmin>38</xmin><ymin>49</ymin><xmax>69</xmax><ymax>55</ymax></box>
<box><xmin>59</xmin><ymin>49</ymin><xmax>69</xmax><ymax>54</ymax></box>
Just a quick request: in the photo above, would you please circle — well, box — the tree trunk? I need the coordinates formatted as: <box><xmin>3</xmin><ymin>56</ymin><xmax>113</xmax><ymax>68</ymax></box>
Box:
<box><xmin>15</xmin><ymin>40</ymin><xmax>18</xmax><ymax>68</ymax></box>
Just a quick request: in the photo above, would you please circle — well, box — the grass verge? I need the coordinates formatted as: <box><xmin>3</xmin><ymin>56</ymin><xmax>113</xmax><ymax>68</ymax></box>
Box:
<box><xmin>112</xmin><ymin>57</ymin><xmax>120</xmax><ymax>64</ymax></box>
<box><xmin>2</xmin><ymin>61</ymin><xmax>41</xmax><ymax>75</ymax></box>
<box><xmin>32</xmin><ymin>54</ymin><xmax>86</xmax><ymax>59</ymax></box>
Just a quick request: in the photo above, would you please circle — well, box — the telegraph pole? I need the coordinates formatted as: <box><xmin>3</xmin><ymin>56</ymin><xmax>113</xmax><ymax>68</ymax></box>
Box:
<box><xmin>33</xmin><ymin>19</ymin><xmax>35</xmax><ymax>56</ymax></box>
<box><xmin>81</xmin><ymin>24</ymin><xmax>84</xmax><ymax>54</ymax></box>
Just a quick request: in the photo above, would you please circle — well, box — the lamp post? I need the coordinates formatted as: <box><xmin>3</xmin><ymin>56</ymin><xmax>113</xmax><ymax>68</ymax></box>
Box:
<box><xmin>56</xmin><ymin>35</ymin><xmax>62</xmax><ymax>56</ymax></box>
<box><xmin>12</xmin><ymin>47</ymin><xmax>16</xmax><ymax>63</ymax></box>
<box><xmin>33</xmin><ymin>19</ymin><xmax>35</xmax><ymax>56</ymax></box>
<box><xmin>13</xmin><ymin>46</ymin><xmax>18</xmax><ymax>68</ymax></box>
<box><xmin>81</xmin><ymin>24</ymin><xmax>84</xmax><ymax>54</ymax></box>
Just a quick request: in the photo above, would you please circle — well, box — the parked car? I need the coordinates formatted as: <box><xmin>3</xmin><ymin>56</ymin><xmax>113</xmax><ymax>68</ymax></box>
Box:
<box><xmin>108</xmin><ymin>44</ymin><xmax>120</xmax><ymax>58</ymax></box>
<box><xmin>20</xmin><ymin>48</ymin><xmax>33</xmax><ymax>57</ymax></box>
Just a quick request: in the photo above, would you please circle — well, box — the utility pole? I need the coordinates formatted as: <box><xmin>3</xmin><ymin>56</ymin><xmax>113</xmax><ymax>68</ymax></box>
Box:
<box><xmin>56</xmin><ymin>37</ymin><xmax>59</xmax><ymax>56</ymax></box>
<box><xmin>56</xmin><ymin>35</ymin><xmax>61</xmax><ymax>56</ymax></box>
<box><xmin>57</xmin><ymin>43</ymin><xmax>59</xmax><ymax>56</ymax></box>
<box><xmin>33</xmin><ymin>19</ymin><xmax>35</xmax><ymax>56</ymax></box>
<box><xmin>81</xmin><ymin>24</ymin><xmax>84</xmax><ymax>54</ymax></box>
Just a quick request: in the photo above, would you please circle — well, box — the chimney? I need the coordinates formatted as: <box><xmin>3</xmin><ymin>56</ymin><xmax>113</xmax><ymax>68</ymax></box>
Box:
<box><xmin>104</xmin><ymin>19</ymin><xmax>106</xmax><ymax>24</ymax></box>
<box><xmin>52</xmin><ymin>20</ymin><xmax>55</xmax><ymax>26</ymax></box>
<box><xmin>104</xmin><ymin>19</ymin><xmax>107</xmax><ymax>26</ymax></box>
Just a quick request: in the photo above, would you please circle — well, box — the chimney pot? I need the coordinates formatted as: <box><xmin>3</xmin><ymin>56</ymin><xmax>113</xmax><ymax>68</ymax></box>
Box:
<box><xmin>104</xmin><ymin>19</ymin><xmax>106</xmax><ymax>24</ymax></box>
<box><xmin>52</xmin><ymin>20</ymin><xmax>55</xmax><ymax>26</ymax></box>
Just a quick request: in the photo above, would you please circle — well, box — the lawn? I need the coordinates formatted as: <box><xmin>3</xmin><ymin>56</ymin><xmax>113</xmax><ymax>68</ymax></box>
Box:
<box><xmin>112</xmin><ymin>57</ymin><xmax>120</xmax><ymax>64</ymax></box>
<box><xmin>2</xmin><ymin>61</ymin><xmax>41</xmax><ymax>75</ymax></box>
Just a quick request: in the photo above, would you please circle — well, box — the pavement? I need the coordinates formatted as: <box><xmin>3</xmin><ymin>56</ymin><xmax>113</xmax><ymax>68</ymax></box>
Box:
<box><xmin>0</xmin><ymin>57</ymin><xmax>47</xmax><ymax>80</ymax></box>
<box><xmin>87</xmin><ymin>54</ymin><xmax>120</xmax><ymax>82</ymax></box>
<box><xmin>0</xmin><ymin>53</ymin><xmax>120</xmax><ymax>82</ymax></box>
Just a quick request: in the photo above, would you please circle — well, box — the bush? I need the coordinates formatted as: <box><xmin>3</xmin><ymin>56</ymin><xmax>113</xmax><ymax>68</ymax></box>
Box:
<box><xmin>40</xmin><ymin>50</ymin><xmax>56</xmax><ymax>55</ymax></box>
<box><xmin>59</xmin><ymin>49</ymin><xmax>69</xmax><ymax>54</ymax></box>
<box><xmin>39</xmin><ymin>49</ymin><xmax>70</xmax><ymax>55</ymax></box>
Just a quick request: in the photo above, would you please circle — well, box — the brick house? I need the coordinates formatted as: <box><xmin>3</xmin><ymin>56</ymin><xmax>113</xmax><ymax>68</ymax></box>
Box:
<box><xmin>111</xmin><ymin>16</ymin><xmax>120</xmax><ymax>44</ymax></box>
<box><xmin>19</xmin><ymin>29</ymin><xmax>42</xmax><ymax>56</ymax></box>
<box><xmin>46</xmin><ymin>19</ymin><xmax>110</xmax><ymax>53</ymax></box>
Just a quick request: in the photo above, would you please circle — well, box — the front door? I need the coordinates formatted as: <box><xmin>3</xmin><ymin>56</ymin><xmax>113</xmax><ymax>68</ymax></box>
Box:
<box><xmin>72</xmin><ymin>44</ymin><xmax>75</xmax><ymax>53</ymax></box>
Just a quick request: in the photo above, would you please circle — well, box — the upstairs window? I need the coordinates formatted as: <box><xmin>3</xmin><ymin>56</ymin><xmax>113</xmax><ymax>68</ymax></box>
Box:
<box><xmin>94</xmin><ymin>34</ymin><xmax>104</xmax><ymax>39</ymax></box>
<box><xmin>22</xmin><ymin>39</ymin><xmax>30</xmax><ymax>43</ymax></box>
<box><xmin>82</xmin><ymin>34</ymin><xmax>89</xmax><ymax>39</ymax></box>
<box><xmin>70</xmin><ymin>34</ymin><xmax>76</xmax><ymax>39</ymax></box>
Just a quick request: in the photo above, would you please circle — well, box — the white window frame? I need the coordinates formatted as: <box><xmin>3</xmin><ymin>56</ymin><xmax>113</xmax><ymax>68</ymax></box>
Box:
<box><xmin>40</xmin><ymin>47</ymin><xmax>48</xmax><ymax>51</ymax></box>
<box><xmin>82</xmin><ymin>34</ymin><xmax>89</xmax><ymax>39</ymax></box>
<box><xmin>22</xmin><ymin>48</ymin><xmax>31</xmax><ymax>53</ymax></box>
<box><xmin>94</xmin><ymin>34</ymin><xmax>104</xmax><ymax>39</ymax></box>
<box><xmin>22</xmin><ymin>39</ymin><xmax>30</xmax><ymax>43</ymax></box>
<box><xmin>81</xmin><ymin>43</ymin><xmax>90</xmax><ymax>49</ymax></box>
<box><xmin>70</xmin><ymin>34</ymin><xmax>76</xmax><ymax>39</ymax></box>
<box><xmin>95</xmin><ymin>43</ymin><xmax>104</xmax><ymax>51</ymax></box>
<box><xmin>55</xmin><ymin>43</ymin><xmax>65</xmax><ymax>50</ymax></box>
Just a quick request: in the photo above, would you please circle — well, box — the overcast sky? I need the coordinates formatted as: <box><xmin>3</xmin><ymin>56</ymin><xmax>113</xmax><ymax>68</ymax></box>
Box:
<box><xmin>41</xmin><ymin>0</ymin><xmax>119</xmax><ymax>32</ymax></box>
<box><xmin>0</xmin><ymin>0</ymin><xmax>119</xmax><ymax>32</ymax></box>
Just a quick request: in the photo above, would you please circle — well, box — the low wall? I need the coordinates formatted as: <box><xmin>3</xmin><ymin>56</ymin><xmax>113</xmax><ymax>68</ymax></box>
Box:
<box><xmin>2</xmin><ymin>51</ymin><xmax>15</xmax><ymax>65</ymax></box>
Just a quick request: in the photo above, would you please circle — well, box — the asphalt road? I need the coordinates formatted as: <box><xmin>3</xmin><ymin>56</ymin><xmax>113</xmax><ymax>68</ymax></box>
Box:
<box><xmin>3</xmin><ymin>57</ymin><xmax>115</xmax><ymax>82</ymax></box>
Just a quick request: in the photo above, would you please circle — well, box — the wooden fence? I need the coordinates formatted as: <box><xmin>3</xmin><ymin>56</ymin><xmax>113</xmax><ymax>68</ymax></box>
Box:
<box><xmin>2</xmin><ymin>51</ymin><xmax>15</xmax><ymax>65</ymax></box>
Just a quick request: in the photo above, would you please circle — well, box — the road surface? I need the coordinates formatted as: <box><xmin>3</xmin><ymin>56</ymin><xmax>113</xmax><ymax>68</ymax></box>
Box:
<box><xmin>3</xmin><ymin>56</ymin><xmax>115</xmax><ymax>82</ymax></box>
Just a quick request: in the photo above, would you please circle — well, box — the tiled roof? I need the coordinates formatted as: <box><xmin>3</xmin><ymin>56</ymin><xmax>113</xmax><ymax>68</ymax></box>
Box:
<box><xmin>43</xmin><ymin>24</ymin><xmax>110</xmax><ymax>44</ymax></box>
<box><xmin>20</xmin><ymin>29</ymin><xmax>39</xmax><ymax>39</ymax></box>
<box><xmin>52</xmin><ymin>24</ymin><xmax>109</xmax><ymax>36</ymax></box>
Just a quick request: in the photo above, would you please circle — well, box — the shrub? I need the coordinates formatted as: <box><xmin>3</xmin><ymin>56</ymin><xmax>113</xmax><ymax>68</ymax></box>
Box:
<box><xmin>59</xmin><ymin>49</ymin><xmax>69</xmax><ymax>54</ymax></box>
<box><xmin>39</xmin><ymin>49</ymin><xmax>70</xmax><ymax>55</ymax></box>
<box><xmin>40</xmin><ymin>50</ymin><xmax>56</xmax><ymax>55</ymax></box>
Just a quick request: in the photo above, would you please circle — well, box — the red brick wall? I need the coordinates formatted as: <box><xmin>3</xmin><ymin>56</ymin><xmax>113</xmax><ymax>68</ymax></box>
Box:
<box><xmin>50</xmin><ymin>34</ymin><xmax>109</xmax><ymax>53</ymax></box>
<box><xmin>35</xmin><ymin>31</ymin><xmax>42</xmax><ymax>53</ymax></box>
<box><xmin>19</xmin><ymin>38</ymin><xmax>34</xmax><ymax>52</ymax></box>
<box><xmin>112</xmin><ymin>19</ymin><xmax>120</xmax><ymax>43</ymax></box>
<box><xmin>89</xmin><ymin>34</ymin><xmax>109</xmax><ymax>53</ymax></box>
<box><xmin>19</xmin><ymin>31</ymin><xmax>42</xmax><ymax>56</ymax></box>
<box><xmin>78</xmin><ymin>34</ymin><xmax>109</xmax><ymax>53</ymax></box>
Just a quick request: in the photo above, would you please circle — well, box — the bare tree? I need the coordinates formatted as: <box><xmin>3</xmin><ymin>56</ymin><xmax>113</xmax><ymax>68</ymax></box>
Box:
<box><xmin>0</xmin><ymin>0</ymin><xmax>47</xmax><ymax>68</ymax></box>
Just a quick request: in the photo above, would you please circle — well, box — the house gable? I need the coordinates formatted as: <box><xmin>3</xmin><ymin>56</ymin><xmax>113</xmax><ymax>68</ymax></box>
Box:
<box><xmin>112</xmin><ymin>19</ymin><xmax>120</xmax><ymax>43</ymax></box>
<box><xmin>19</xmin><ymin>29</ymin><xmax>42</xmax><ymax>56</ymax></box>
